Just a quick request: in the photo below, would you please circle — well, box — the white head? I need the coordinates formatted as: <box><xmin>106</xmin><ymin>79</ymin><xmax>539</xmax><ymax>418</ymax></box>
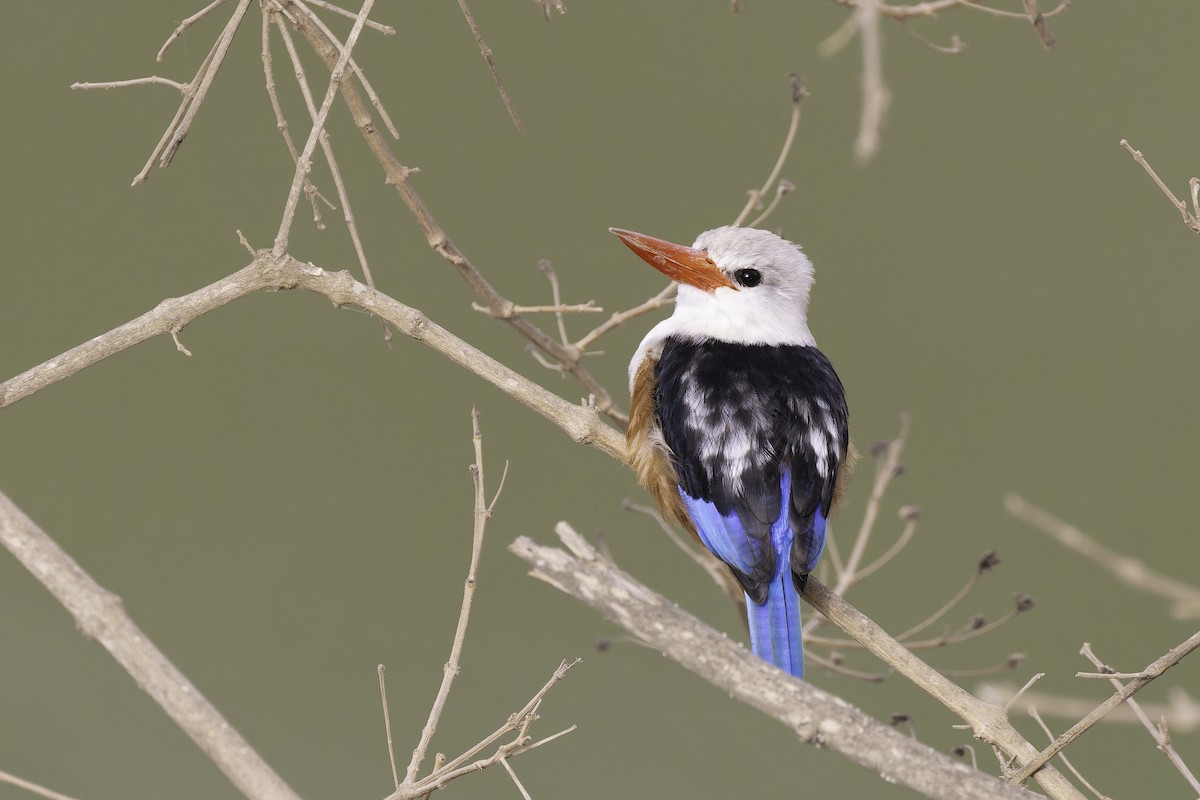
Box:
<box><xmin>613</xmin><ymin>225</ymin><xmax>819</xmax><ymax>386</ymax></box>
<box><xmin>682</xmin><ymin>226</ymin><xmax>816</xmax><ymax>346</ymax></box>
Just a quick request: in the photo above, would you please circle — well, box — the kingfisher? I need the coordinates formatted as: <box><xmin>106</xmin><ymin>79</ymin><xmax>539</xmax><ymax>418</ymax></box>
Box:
<box><xmin>613</xmin><ymin>225</ymin><xmax>850</xmax><ymax>679</ymax></box>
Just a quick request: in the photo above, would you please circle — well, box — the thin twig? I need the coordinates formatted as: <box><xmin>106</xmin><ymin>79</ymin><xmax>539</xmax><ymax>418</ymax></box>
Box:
<box><xmin>473</xmin><ymin>301</ymin><xmax>601</xmax><ymax>319</ymax></box>
<box><xmin>896</xmin><ymin>551</ymin><xmax>996</xmax><ymax>641</ymax></box>
<box><xmin>1006</xmin><ymin>494</ymin><xmax>1200</xmax><ymax>619</ymax></box>
<box><xmin>827</xmin><ymin>415</ymin><xmax>909</xmax><ymax>597</ymax></box>
<box><xmin>1118</xmin><ymin>139</ymin><xmax>1200</xmax><ymax>235</ymax></box>
<box><xmin>1079</xmin><ymin>643</ymin><xmax>1200</xmax><ymax>795</ymax></box>
<box><xmin>272</xmin><ymin>12</ymin><xmax>384</xmax><ymax>307</ymax></box>
<box><xmin>455</xmin><ymin>0</ymin><xmax>524</xmax><ymax>132</ymax></box>
<box><xmin>305</xmin><ymin>0</ymin><xmax>396</xmax><ymax>33</ymax></box>
<box><xmin>261</xmin><ymin>6</ymin><xmax>332</xmax><ymax>230</ymax></box>
<box><xmin>289</xmin><ymin>17</ymin><xmax>628</xmax><ymax>423</ymax></box>
<box><xmin>0</xmin><ymin>769</ymin><xmax>82</xmax><ymax>800</ymax></box>
<box><xmin>854</xmin><ymin>504</ymin><xmax>919</xmax><ymax>580</ymax></box>
<box><xmin>1026</xmin><ymin>707</ymin><xmax>1109</xmax><ymax>800</ymax></box>
<box><xmin>540</xmin><ymin>259</ymin><xmax>572</xmax><ymax>346</ymax></box>
<box><xmin>1010</xmin><ymin>629</ymin><xmax>1200</xmax><ymax>785</ymax></box>
<box><xmin>394</xmin><ymin>661</ymin><xmax>579</xmax><ymax>799</ymax></box>
<box><xmin>573</xmin><ymin>283</ymin><xmax>675</xmax><ymax>354</ymax></box>
<box><xmin>287</xmin><ymin>0</ymin><xmax>401</xmax><ymax>139</ymax></box>
<box><xmin>378</xmin><ymin>665</ymin><xmax>401</xmax><ymax>789</ymax></box>
<box><xmin>71</xmin><ymin>76</ymin><xmax>188</xmax><ymax>91</ymax></box>
<box><xmin>404</xmin><ymin>407</ymin><xmax>498</xmax><ymax>782</ymax></box>
<box><xmin>732</xmin><ymin>74</ymin><xmax>805</xmax><ymax>227</ymax></box>
<box><xmin>939</xmin><ymin>653</ymin><xmax>1025</xmax><ymax>679</ymax></box>
<box><xmin>976</xmin><ymin>683</ymin><xmax>1200</xmax><ymax>733</ymax></box>
<box><xmin>157</xmin><ymin>0</ymin><xmax>229</xmax><ymax>61</ymax></box>
<box><xmin>160</xmin><ymin>0</ymin><xmax>256</xmax><ymax>172</ymax></box>
<box><xmin>272</xmin><ymin>0</ymin><xmax>376</xmax><ymax>256</ymax></box>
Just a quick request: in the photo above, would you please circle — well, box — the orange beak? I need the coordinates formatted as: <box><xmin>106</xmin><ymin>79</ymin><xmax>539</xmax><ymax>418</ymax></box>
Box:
<box><xmin>610</xmin><ymin>227</ymin><xmax>736</xmax><ymax>292</ymax></box>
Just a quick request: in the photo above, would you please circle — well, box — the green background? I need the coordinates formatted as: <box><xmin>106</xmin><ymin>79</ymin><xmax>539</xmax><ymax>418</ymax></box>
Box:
<box><xmin>2</xmin><ymin>2</ymin><xmax>1198</xmax><ymax>799</ymax></box>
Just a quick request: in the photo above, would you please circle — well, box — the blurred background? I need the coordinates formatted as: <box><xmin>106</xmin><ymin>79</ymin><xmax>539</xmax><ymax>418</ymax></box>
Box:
<box><xmin>2</xmin><ymin>2</ymin><xmax>1199</xmax><ymax>799</ymax></box>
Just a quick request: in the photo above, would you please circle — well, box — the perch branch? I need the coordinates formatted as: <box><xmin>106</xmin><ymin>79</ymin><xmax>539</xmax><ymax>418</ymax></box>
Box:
<box><xmin>511</xmin><ymin>523</ymin><xmax>1077</xmax><ymax>800</ymax></box>
<box><xmin>1118</xmin><ymin>139</ymin><xmax>1200</xmax><ymax>235</ymax></box>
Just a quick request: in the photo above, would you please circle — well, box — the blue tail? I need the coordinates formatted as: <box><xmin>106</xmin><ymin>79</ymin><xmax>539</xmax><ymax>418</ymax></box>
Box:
<box><xmin>746</xmin><ymin>569</ymin><xmax>804</xmax><ymax>678</ymax></box>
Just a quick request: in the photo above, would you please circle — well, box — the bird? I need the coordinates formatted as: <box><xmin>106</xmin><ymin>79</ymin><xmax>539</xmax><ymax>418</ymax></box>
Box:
<box><xmin>612</xmin><ymin>225</ymin><xmax>851</xmax><ymax>679</ymax></box>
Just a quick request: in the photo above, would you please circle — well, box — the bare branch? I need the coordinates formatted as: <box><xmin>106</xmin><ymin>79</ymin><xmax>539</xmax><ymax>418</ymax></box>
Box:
<box><xmin>160</xmin><ymin>0</ymin><xmax>255</xmax><ymax>174</ymax></box>
<box><xmin>0</xmin><ymin>252</ymin><xmax>625</xmax><ymax>461</ymax></box>
<box><xmin>0</xmin><ymin>769</ymin><xmax>83</xmax><ymax>800</ymax></box>
<box><xmin>392</xmin><ymin>661</ymin><xmax>579</xmax><ymax>799</ymax></box>
<box><xmin>272</xmin><ymin>0</ymin><xmax>376</xmax><ymax>256</ymax></box>
<box><xmin>261</xmin><ymin>7</ymin><xmax>332</xmax><ymax>230</ymax></box>
<box><xmin>405</xmin><ymin>408</ymin><xmax>496</xmax><ymax>782</ymax></box>
<box><xmin>71</xmin><ymin>76</ymin><xmax>188</xmax><ymax>91</ymax></box>
<box><xmin>158</xmin><ymin>0</ymin><xmax>229</xmax><ymax>61</ymax></box>
<box><xmin>1010</xmin><ymin>629</ymin><xmax>1200</xmax><ymax>785</ymax></box>
<box><xmin>977</xmin><ymin>682</ymin><xmax>1200</xmax><ymax>733</ymax></box>
<box><xmin>511</xmin><ymin>523</ymin><xmax>1078</xmax><ymax>800</ymax></box>
<box><xmin>1026</xmin><ymin>707</ymin><xmax>1107</xmax><ymax>800</ymax></box>
<box><xmin>854</xmin><ymin>0</ymin><xmax>891</xmax><ymax>165</ymax></box>
<box><xmin>732</xmin><ymin>74</ymin><xmax>805</xmax><ymax>227</ymax></box>
<box><xmin>1078</xmin><ymin>643</ymin><xmax>1200</xmax><ymax>795</ymax></box>
<box><xmin>287</xmin><ymin>16</ymin><xmax>628</xmax><ymax>423</ymax></box>
<box><xmin>1005</xmin><ymin>494</ymin><xmax>1200</xmax><ymax>619</ymax></box>
<box><xmin>305</xmin><ymin>0</ymin><xmax>395</xmax><ymax>33</ymax></box>
<box><xmin>573</xmin><ymin>283</ymin><xmax>675</xmax><ymax>354</ymax></box>
<box><xmin>455</xmin><ymin>0</ymin><xmax>524</xmax><ymax>132</ymax></box>
<box><xmin>1118</xmin><ymin>139</ymin><xmax>1200</xmax><ymax>235</ymax></box>
<box><xmin>0</xmin><ymin>491</ymin><xmax>302</xmax><ymax>800</ymax></box>
<box><xmin>378</xmin><ymin>665</ymin><xmax>401</xmax><ymax>789</ymax></box>
<box><xmin>287</xmin><ymin>0</ymin><xmax>401</xmax><ymax>139</ymax></box>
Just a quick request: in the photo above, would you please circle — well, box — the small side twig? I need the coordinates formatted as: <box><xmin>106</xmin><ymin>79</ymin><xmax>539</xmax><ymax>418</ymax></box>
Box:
<box><xmin>157</xmin><ymin>0</ymin><xmax>229</xmax><ymax>61</ymax></box>
<box><xmin>1010</xmin><ymin>629</ymin><xmax>1200</xmax><ymax>785</ymax></box>
<box><xmin>1078</xmin><ymin>643</ymin><xmax>1200</xmax><ymax>795</ymax></box>
<box><xmin>1118</xmin><ymin>139</ymin><xmax>1200</xmax><ymax>235</ymax></box>
<box><xmin>1026</xmin><ymin>707</ymin><xmax>1108</xmax><ymax>800</ymax></box>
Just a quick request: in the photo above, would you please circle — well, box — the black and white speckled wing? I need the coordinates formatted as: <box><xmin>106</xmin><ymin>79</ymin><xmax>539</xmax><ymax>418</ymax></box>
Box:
<box><xmin>655</xmin><ymin>337</ymin><xmax>849</xmax><ymax>598</ymax></box>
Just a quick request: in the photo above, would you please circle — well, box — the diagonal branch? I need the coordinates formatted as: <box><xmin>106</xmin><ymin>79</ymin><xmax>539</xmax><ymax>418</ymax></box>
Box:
<box><xmin>1010</xmin><ymin>629</ymin><xmax>1200</xmax><ymax>785</ymax></box>
<box><xmin>284</xmin><ymin>10</ymin><xmax>628</xmax><ymax>424</ymax></box>
<box><xmin>0</xmin><ymin>490</ymin><xmax>303</xmax><ymax>800</ymax></box>
<box><xmin>272</xmin><ymin>0</ymin><xmax>376</xmax><ymax>255</ymax></box>
<box><xmin>510</xmin><ymin>523</ymin><xmax>1071</xmax><ymax>800</ymax></box>
<box><xmin>0</xmin><ymin>250</ymin><xmax>625</xmax><ymax>461</ymax></box>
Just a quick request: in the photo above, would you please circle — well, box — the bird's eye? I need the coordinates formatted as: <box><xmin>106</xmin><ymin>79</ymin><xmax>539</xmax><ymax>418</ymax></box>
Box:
<box><xmin>733</xmin><ymin>268</ymin><xmax>762</xmax><ymax>288</ymax></box>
